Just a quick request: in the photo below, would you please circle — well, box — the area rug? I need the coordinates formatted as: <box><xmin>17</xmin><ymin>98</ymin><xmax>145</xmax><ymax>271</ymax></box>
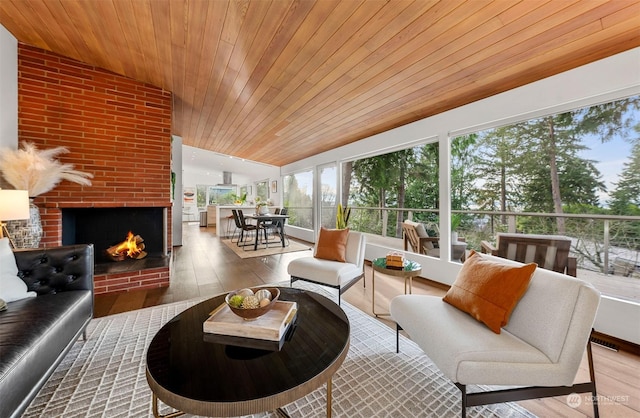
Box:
<box><xmin>222</xmin><ymin>238</ymin><xmax>312</xmax><ymax>259</ymax></box>
<box><xmin>23</xmin><ymin>284</ymin><xmax>536</xmax><ymax>418</ymax></box>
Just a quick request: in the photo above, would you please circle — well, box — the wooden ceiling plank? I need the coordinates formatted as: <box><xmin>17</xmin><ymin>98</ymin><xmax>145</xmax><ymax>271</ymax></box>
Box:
<box><xmin>304</xmin><ymin>0</ymin><xmax>402</xmax><ymax>85</ymax></box>
<box><xmin>290</xmin><ymin>0</ymin><xmax>569</xmax><ymax>133</ymax></box>
<box><xmin>128</xmin><ymin>0</ymin><xmax>164</xmax><ymax>89</ymax></box>
<box><xmin>242</xmin><ymin>3</ymin><xmax>640</xmax><ymax>165</ymax></box>
<box><xmin>443</xmin><ymin>0</ymin><xmax>632</xmax><ymax>82</ymax></box>
<box><xmin>275</xmin><ymin>0</ymin><xmax>609</xmax><ymax>147</ymax></box>
<box><xmin>0</xmin><ymin>1</ymin><xmax>47</xmax><ymax>47</ymax></box>
<box><xmin>374</xmin><ymin>16</ymin><xmax>640</xmax><ymax>144</ymax></box>
<box><xmin>148</xmin><ymin>0</ymin><xmax>173</xmax><ymax>90</ymax></box>
<box><xmin>111</xmin><ymin>0</ymin><xmax>153</xmax><ymax>82</ymax></box>
<box><xmin>211</xmin><ymin>0</ymin><xmax>318</xmax><ymax>149</ymax></box>
<box><xmin>601</xmin><ymin>1</ymin><xmax>640</xmax><ymax>29</ymax></box>
<box><xmin>278</xmin><ymin>0</ymin><xmax>445</xmax><ymax>126</ymax></box>
<box><xmin>192</xmin><ymin>0</ymin><xmax>255</xmax><ymax>142</ymax></box>
<box><xmin>199</xmin><ymin>0</ymin><xmax>272</xmax><ymax>147</ymax></box>
<box><xmin>496</xmin><ymin>0</ymin><xmax>549</xmax><ymax>26</ymax></box>
<box><xmin>230</xmin><ymin>0</ymin><xmax>500</xmax><ymax>154</ymax></box>
<box><xmin>12</xmin><ymin>0</ymin><xmax>81</xmax><ymax>61</ymax></box>
<box><xmin>211</xmin><ymin>0</ymin><xmax>366</xmax><ymax>154</ymax></box>
<box><xmin>267</xmin><ymin>0</ymin><xmax>493</xmax><ymax>147</ymax></box>
<box><xmin>211</xmin><ymin>0</ymin><xmax>362</xmax><ymax>154</ymax></box>
<box><xmin>221</xmin><ymin>0</ymin><xmax>409</xmax><ymax>155</ymax></box>
<box><xmin>276</xmin><ymin>15</ymin><xmax>640</xmax><ymax>160</ymax></box>
<box><xmin>167</xmin><ymin>0</ymin><xmax>188</xmax><ymax>132</ymax></box>
<box><xmin>221</xmin><ymin>0</ymin><xmax>388</xmax><ymax>154</ymax></box>
<box><xmin>209</xmin><ymin>3</ymin><xmax>349</xmax><ymax>154</ymax></box>
<box><xmin>3</xmin><ymin>0</ymin><xmax>640</xmax><ymax>166</ymax></box>
<box><xmin>89</xmin><ymin>0</ymin><xmax>138</xmax><ymax>76</ymax></box>
<box><xmin>186</xmin><ymin>0</ymin><xmax>229</xmax><ymax>147</ymax></box>
<box><xmin>177</xmin><ymin>0</ymin><xmax>216</xmax><ymax>142</ymax></box>
<box><xmin>203</xmin><ymin>0</ymin><xmax>294</xmax><ymax>143</ymax></box>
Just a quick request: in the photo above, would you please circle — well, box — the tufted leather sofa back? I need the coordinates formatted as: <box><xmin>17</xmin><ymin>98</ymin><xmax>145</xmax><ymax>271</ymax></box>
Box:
<box><xmin>13</xmin><ymin>244</ymin><xmax>94</xmax><ymax>295</ymax></box>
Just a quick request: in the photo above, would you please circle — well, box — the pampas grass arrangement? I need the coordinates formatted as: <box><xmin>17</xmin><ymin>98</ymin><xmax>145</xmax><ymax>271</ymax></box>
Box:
<box><xmin>0</xmin><ymin>142</ymin><xmax>93</xmax><ymax>197</ymax></box>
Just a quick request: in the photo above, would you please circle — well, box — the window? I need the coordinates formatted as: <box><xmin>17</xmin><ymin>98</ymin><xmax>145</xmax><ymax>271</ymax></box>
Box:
<box><xmin>283</xmin><ymin>170</ymin><xmax>313</xmax><ymax>229</ymax></box>
<box><xmin>255</xmin><ymin>180</ymin><xmax>269</xmax><ymax>202</ymax></box>
<box><xmin>343</xmin><ymin>143</ymin><xmax>440</xmax><ymax>255</ymax></box>
<box><xmin>450</xmin><ymin>95</ymin><xmax>640</xmax><ymax>302</ymax></box>
<box><xmin>319</xmin><ymin>164</ymin><xmax>337</xmax><ymax>229</ymax></box>
<box><xmin>207</xmin><ymin>186</ymin><xmax>236</xmax><ymax>205</ymax></box>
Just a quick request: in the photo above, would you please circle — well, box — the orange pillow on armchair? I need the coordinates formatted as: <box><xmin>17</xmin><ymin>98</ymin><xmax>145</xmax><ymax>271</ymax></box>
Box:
<box><xmin>314</xmin><ymin>227</ymin><xmax>349</xmax><ymax>262</ymax></box>
<box><xmin>443</xmin><ymin>250</ymin><xmax>537</xmax><ymax>333</ymax></box>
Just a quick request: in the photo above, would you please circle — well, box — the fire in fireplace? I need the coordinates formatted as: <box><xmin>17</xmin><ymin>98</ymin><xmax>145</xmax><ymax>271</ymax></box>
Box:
<box><xmin>107</xmin><ymin>232</ymin><xmax>147</xmax><ymax>261</ymax></box>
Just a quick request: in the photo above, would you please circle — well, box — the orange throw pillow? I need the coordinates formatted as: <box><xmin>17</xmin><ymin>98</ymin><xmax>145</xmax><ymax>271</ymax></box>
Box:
<box><xmin>314</xmin><ymin>227</ymin><xmax>349</xmax><ymax>262</ymax></box>
<box><xmin>443</xmin><ymin>250</ymin><xmax>537</xmax><ymax>333</ymax></box>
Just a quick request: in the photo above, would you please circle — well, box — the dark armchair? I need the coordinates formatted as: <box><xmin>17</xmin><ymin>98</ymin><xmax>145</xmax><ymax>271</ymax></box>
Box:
<box><xmin>481</xmin><ymin>232</ymin><xmax>577</xmax><ymax>277</ymax></box>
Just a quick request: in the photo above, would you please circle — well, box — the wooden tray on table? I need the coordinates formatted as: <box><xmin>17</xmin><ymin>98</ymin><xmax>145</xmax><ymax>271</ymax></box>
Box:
<box><xmin>203</xmin><ymin>300</ymin><xmax>298</xmax><ymax>351</ymax></box>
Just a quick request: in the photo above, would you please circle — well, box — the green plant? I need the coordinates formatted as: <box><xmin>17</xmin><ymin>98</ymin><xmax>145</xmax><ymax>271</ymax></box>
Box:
<box><xmin>336</xmin><ymin>203</ymin><xmax>351</xmax><ymax>229</ymax></box>
<box><xmin>171</xmin><ymin>171</ymin><xmax>176</xmax><ymax>200</ymax></box>
<box><xmin>451</xmin><ymin>213</ymin><xmax>462</xmax><ymax>231</ymax></box>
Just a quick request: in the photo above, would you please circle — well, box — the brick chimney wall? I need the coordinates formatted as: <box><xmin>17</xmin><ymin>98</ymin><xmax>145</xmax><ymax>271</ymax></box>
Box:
<box><xmin>16</xmin><ymin>43</ymin><xmax>173</xmax><ymax>294</ymax></box>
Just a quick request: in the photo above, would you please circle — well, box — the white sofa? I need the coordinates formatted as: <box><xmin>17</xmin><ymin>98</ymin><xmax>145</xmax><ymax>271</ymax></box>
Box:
<box><xmin>390</xmin><ymin>253</ymin><xmax>601</xmax><ymax>417</ymax></box>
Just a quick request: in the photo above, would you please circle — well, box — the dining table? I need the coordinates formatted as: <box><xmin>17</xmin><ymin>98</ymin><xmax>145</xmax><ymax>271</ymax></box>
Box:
<box><xmin>244</xmin><ymin>213</ymin><xmax>290</xmax><ymax>251</ymax></box>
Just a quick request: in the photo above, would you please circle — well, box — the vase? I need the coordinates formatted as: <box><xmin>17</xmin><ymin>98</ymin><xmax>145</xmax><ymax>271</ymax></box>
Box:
<box><xmin>6</xmin><ymin>198</ymin><xmax>43</xmax><ymax>248</ymax></box>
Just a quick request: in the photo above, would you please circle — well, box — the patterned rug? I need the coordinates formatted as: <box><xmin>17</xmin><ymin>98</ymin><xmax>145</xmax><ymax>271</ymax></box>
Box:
<box><xmin>221</xmin><ymin>238</ymin><xmax>312</xmax><ymax>259</ymax></box>
<box><xmin>23</xmin><ymin>284</ymin><xmax>536</xmax><ymax>418</ymax></box>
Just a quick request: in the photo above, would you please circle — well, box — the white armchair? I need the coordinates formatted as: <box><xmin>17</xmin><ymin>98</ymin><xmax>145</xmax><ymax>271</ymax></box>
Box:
<box><xmin>391</xmin><ymin>253</ymin><xmax>601</xmax><ymax>417</ymax></box>
<box><xmin>288</xmin><ymin>231</ymin><xmax>366</xmax><ymax>305</ymax></box>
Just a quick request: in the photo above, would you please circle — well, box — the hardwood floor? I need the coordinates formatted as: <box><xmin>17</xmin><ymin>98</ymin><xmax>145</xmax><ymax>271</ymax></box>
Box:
<box><xmin>94</xmin><ymin>222</ymin><xmax>640</xmax><ymax>418</ymax></box>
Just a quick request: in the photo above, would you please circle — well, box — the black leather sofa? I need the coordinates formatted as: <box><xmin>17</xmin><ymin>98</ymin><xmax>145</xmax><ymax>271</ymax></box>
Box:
<box><xmin>0</xmin><ymin>244</ymin><xmax>94</xmax><ymax>418</ymax></box>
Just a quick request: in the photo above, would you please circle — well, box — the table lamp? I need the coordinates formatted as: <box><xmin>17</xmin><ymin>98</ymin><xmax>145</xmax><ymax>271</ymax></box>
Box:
<box><xmin>0</xmin><ymin>189</ymin><xmax>30</xmax><ymax>248</ymax></box>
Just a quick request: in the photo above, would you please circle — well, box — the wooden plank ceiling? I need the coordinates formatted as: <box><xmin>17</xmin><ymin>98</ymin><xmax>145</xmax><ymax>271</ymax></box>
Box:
<box><xmin>1</xmin><ymin>0</ymin><xmax>639</xmax><ymax>167</ymax></box>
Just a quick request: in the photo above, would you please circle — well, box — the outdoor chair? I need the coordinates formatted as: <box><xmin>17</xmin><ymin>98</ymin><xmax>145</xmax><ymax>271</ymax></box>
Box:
<box><xmin>402</xmin><ymin>220</ymin><xmax>440</xmax><ymax>257</ymax></box>
<box><xmin>481</xmin><ymin>232</ymin><xmax>577</xmax><ymax>276</ymax></box>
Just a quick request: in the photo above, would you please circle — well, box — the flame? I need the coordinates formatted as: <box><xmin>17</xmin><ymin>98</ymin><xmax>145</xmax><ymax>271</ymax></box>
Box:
<box><xmin>113</xmin><ymin>231</ymin><xmax>143</xmax><ymax>258</ymax></box>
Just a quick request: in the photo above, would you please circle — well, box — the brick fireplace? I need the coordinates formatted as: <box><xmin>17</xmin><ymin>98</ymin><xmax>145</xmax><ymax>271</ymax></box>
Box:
<box><xmin>17</xmin><ymin>44</ymin><xmax>173</xmax><ymax>295</ymax></box>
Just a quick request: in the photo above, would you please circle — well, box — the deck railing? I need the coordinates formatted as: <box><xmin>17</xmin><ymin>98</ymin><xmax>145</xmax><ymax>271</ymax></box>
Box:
<box><xmin>286</xmin><ymin>205</ymin><xmax>640</xmax><ymax>277</ymax></box>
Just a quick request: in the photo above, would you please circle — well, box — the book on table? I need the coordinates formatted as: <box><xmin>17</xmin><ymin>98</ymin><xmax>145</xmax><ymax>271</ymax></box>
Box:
<box><xmin>203</xmin><ymin>300</ymin><xmax>298</xmax><ymax>351</ymax></box>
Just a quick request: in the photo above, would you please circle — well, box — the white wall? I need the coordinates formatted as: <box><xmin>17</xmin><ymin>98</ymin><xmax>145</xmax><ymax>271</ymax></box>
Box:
<box><xmin>282</xmin><ymin>47</ymin><xmax>640</xmax><ymax>344</ymax></box>
<box><xmin>0</xmin><ymin>24</ymin><xmax>17</xmax><ymax>151</ymax></box>
<box><xmin>181</xmin><ymin>145</ymin><xmax>281</xmax><ymax>210</ymax></box>
<box><xmin>172</xmin><ymin>135</ymin><xmax>183</xmax><ymax>246</ymax></box>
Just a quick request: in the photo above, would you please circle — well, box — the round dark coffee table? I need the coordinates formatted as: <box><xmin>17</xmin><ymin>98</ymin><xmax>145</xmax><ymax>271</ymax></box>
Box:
<box><xmin>146</xmin><ymin>287</ymin><xmax>350</xmax><ymax>417</ymax></box>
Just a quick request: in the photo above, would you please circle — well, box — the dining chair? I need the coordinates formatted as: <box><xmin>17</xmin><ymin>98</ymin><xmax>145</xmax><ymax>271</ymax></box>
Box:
<box><xmin>233</xmin><ymin>210</ymin><xmax>258</xmax><ymax>246</ymax></box>
<box><xmin>261</xmin><ymin>209</ymin><xmax>289</xmax><ymax>248</ymax></box>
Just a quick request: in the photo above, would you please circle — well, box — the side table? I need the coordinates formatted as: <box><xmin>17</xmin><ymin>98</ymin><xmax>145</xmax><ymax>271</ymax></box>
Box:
<box><xmin>371</xmin><ymin>257</ymin><xmax>422</xmax><ymax>317</ymax></box>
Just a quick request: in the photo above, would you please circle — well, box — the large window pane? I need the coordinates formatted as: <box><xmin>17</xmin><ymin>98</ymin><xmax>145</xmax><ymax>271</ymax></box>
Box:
<box><xmin>450</xmin><ymin>95</ymin><xmax>640</xmax><ymax>302</ymax></box>
<box><xmin>283</xmin><ymin>170</ymin><xmax>313</xmax><ymax>229</ymax></box>
<box><xmin>320</xmin><ymin>164</ymin><xmax>337</xmax><ymax>229</ymax></box>
<box><xmin>343</xmin><ymin>143</ymin><xmax>440</xmax><ymax>258</ymax></box>
<box><xmin>255</xmin><ymin>180</ymin><xmax>269</xmax><ymax>202</ymax></box>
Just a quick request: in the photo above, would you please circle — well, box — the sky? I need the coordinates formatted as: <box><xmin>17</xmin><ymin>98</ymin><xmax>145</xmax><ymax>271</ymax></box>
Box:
<box><xmin>580</xmin><ymin>135</ymin><xmax>634</xmax><ymax>206</ymax></box>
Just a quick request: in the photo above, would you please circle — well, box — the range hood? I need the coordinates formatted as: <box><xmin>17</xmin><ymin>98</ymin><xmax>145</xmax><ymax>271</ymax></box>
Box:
<box><xmin>218</xmin><ymin>171</ymin><xmax>234</xmax><ymax>186</ymax></box>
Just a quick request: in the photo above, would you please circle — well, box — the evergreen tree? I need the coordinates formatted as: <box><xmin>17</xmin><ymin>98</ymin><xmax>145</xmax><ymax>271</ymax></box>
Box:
<box><xmin>405</xmin><ymin>143</ymin><xmax>439</xmax><ymax>225</ymax></box>
<box><xmin>609</xmin><ymin>136</ymin><xmax>640</xmax><ymax>215</ymax></box>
